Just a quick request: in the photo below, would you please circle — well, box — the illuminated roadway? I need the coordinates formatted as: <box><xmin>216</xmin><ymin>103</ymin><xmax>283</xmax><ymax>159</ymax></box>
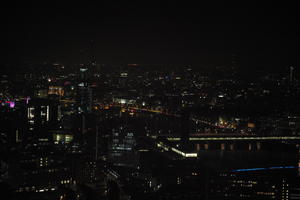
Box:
<box><xmin>166</xmin><ymin>136</ymin><xmax>300</xmax><ymax>141</ymax></box>
<box><xmin>111</xmin><ymin>103</ymin><xmax>234</xmax><ymax>129</ymax></box>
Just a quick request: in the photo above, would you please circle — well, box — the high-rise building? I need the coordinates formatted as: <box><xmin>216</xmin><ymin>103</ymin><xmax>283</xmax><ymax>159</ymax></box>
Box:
<box><xmin>77</xmin><ymin>41</ymin><xmax>96</xmax><ymax>114</ymax></box>
<box><xmin>26</xmin><ymin>98</ymin><xmax>61</xmax><ymax>138</ymax></box>
<box><xmin>77</xmin><ymin>65</ymin><xmax>93</xmax><ymax>114</ymax></box>
<box><xmin>108</xmin><ymin>127</ymin><xmax>138</xmax><ymax>167</ymax></box>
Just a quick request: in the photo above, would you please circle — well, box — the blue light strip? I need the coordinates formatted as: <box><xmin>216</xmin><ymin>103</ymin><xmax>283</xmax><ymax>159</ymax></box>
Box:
<box><xmin>232</xmin><ymin>166</ymin><xmax>298</xmax><ymax>172</ymax></box>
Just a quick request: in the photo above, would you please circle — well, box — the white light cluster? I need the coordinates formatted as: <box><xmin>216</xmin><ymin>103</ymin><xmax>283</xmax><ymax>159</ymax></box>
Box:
<box><xmin>156</xmin><ymin>142</ymin><xmax>197</xmax><ymax>158</ymax></box>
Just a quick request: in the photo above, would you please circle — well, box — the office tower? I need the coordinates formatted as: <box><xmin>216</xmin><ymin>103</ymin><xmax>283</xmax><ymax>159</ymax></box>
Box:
<box><xmin>27</xmin><ymin>98</ymin><xmax>60</xmax><ymax>132</ymax></box>
<box><xmin>77</xmin><ymin>65</ymin><xmax>92</xmax><ymax>114</ymax></box>
<box><xmin>77</xmin><ymin>41</ymin><xmax>96</xmax><ymax>114</ymax></box>
<box><xmin>289</xmin><ymin>66</ymin><xmax>294</xmax><ymax>85</ymax></box>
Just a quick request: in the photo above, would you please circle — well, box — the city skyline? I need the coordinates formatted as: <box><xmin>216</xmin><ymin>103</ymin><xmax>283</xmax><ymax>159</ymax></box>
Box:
<box><xmin>1</xmin><ymin>2</ymin><xmax>300</xmax><ymax>200</ymax></box>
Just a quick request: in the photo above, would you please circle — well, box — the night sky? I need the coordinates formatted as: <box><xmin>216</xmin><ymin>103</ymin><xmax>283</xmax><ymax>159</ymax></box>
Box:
<box><xmin>1</xmin><ymin>2</ymin><xmax>298</xmax><ymax>68</ymax></box>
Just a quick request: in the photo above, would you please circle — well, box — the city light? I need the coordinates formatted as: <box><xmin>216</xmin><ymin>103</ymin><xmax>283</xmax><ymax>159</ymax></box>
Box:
<box><xmin>1</xmin><ymin>4</ymin><xmax>299</xmax><ymax>199</ymax></box>
<box><xmin>232</xmin><ymin>166</ymin><xmax>299</xmax><ymax>172</ymax></box>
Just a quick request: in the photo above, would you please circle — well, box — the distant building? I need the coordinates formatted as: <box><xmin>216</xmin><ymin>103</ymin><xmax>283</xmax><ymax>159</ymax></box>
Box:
<box><xmin>208</xmin><ymin>171</ymin><xmax>297</xmax><ymax>200</ymax></box>
<box><xmin>48</xmin><ymin>86</ymin><xmax>64</xmax><ymax>97</ymax></box>
<box><xmin>77</xmin><ymin>66</ymin><xmax>93</xmax><ymax>114</ymax></box>
<box><xmin>34</xmin><ymin>89</ymin><xmax>48</xmax><ymax>98</ymax></box>
<box><xmin>6</xmin><ymin>143</ymin><xmax>74</xmax><ymax>196</ymax></box>
<box><xmin>113</xmin><ymin>96</ymin><xmax>136</xmax><ymax>105</ymax></box>
<box><xmin>26</xmin><ymin>98</ymin><xmax>61</xmax><ymax>138</ymax></box>
<box><xmin>108</xmin><ymin>127</ymin><xmax>138</xmax><ymax>167</ymax></box>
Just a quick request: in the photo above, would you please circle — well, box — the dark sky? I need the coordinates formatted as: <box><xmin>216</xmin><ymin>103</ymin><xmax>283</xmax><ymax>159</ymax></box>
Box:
<box><xmin>1</xmin><ymin>2</ymin><xmax>298</xmax><ymax>68</ymax></box>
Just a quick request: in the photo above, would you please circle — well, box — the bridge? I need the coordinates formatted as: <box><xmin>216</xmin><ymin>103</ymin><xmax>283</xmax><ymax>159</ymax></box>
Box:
<box><xmin>166</xmin><ymin>136</ymin><xmax>300</xmax><ymax>141</ymax></box>
<box><xmin>107</xmin><ymin>103</ymin><xmax>235</xmax><ymax>130</ymax></box>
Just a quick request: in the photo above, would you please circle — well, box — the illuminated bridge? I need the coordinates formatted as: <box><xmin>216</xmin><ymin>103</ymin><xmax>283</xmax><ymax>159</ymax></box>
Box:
<box><xmin>150</xmin><ymin>134</ymin><xmax>300</xmax><ymax>156</ymax></box>
<box><xmin>165</xmin><ymin>136</ymin><xmax>300</xmax><ymax>141</ymax></box>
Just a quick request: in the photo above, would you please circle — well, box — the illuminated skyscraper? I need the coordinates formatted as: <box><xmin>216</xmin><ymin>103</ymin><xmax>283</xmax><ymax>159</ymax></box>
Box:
<box><xmin>77</xmin><ymin>65</ymin><xmax>92</xmax><ymax>114</ymax></box>
<box><xmin>77</xmin><ymin>41</ymin><xmax>96</xmax><ymax>114</ymax></box>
